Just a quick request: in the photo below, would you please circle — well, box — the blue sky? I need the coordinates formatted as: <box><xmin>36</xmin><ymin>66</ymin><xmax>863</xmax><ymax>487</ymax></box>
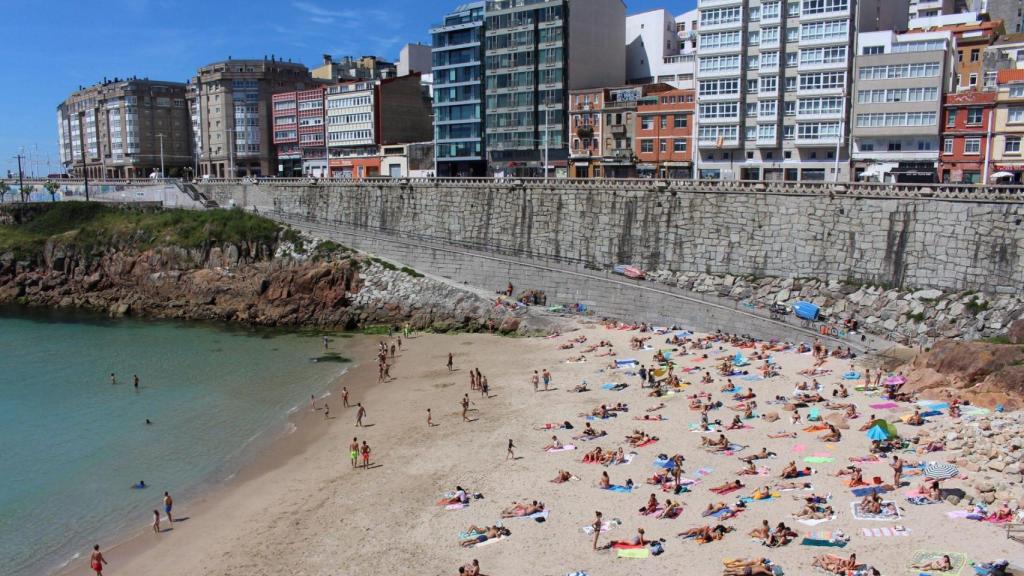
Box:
<box><xmin>0</xmin><ymin>0</ymin><xmax>692</xmax><ymax>177</ymax></box>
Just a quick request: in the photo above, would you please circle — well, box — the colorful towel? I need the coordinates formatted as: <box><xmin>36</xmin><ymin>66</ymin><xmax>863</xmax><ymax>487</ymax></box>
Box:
<box><xmin>512</xmin><ymin>509</ymin><xmax>550</xmax><ymax>520</ymax></box>
<box><xmin>908</xmin><ymin>550</ymin><xmax>966</xmax><ymax>575</ymax></box>
<box><xmin>801</xmin><ymin>537</ymin><xmax>847</xmax><ymax>547</ymax></box>
<box><xmin>869</xmin><ymin>402</ymin><xmax>900</xmax><ymax>410</ymax></box>
<box><xmin>860</xmin><ymin>526</ymin><xmax>910</xmax><ymax>537</ymax></box>
<box><xmin>547</xmin><ymin>444</ymin><xmax>577</xmax><ymax>453</ymax></box>
<box><xmin>804</xmin><ymin>456</ymin><xmax>835</xmax><ymax>464</ymax></box>
<box><xmin>606</xmin><ymin>484</ymin><xmax>633</xmax><ymax>493</ymax></box>
<box><xmin>617</xmin><ymin>548</ymin><xmax>651</xmax><ymax>559</ymax></box>
<box><xmin>796</xmin><ymin>515</ymin><xmax>836</xmax><ymax>526</ymax></box>
<box><xmin>710</xmin><ymin>484</ymin><xmax>744</xmax><ymax>495</ymax></box>
<box><xmin>851</xmin><ymin>486</ymin><xmax>890</xmax><ymax>497</ymax></box>
<box><xmin>581</xmin><ymin>519</ymin><xmax>620</xmax><ymax>535</ymax></box>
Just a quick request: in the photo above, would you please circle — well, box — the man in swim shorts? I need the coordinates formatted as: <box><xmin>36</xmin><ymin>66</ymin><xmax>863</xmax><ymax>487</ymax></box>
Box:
<box><xmin>163</xmin><ymin>492</ymin><xmax>173</xmax><ymax>524</ymax></box>
<box><xmin>350</xmin><ymin>437</ymin><xmax>359</xmax><ymax>468</ymax></box>
<box><xmin>90</xmin><ymin>545</ymin><xmax>107</xmax><ymax>575</ymax></box>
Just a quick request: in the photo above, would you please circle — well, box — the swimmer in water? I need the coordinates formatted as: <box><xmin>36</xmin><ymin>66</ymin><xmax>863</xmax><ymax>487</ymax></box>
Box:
<box><xmin>135</xmin><ymin>480</ymin><xmax>146</xmax><ymax>489</ymax></box>
<box><xmin>133</xmin><ymin>374</ymin><xmax>139</xmax><ymax>389</ymax></box>
<box><xmin>145</xmin><ymin>419</ymin><xmax>152</xmax><ymax>425</ymax></box>
<box><xmin>110</xmin><ymin>373</ymin><xmax>116</xmax><ymax>385</ymax></box>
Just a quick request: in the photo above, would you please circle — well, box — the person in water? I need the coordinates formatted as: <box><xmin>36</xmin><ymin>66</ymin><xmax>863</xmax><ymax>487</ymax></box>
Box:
<box><xmin>134</xmin><ymin>480</ymin><xmax>147</xmax><ymax>489</ymax></box>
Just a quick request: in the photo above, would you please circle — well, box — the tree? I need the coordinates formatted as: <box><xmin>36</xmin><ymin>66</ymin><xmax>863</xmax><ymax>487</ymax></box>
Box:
<box><xmin>0</xmin><ymin>181</ymin><xmax>8</xmax><ymax>204</ymax></box>
<box><xmin>20</xmin><ymin>184</ymin><xmax>34</xmax><ymax>203</ymax></box>
<box><xmin>44</xmin><ymin>181</ymin><xmax>60</xmax><ymax>202</ymax></box>
<box><xmin>577</xmin><ymin>126</ymin><xmax>594</xmax><ymax>140</ymax></box>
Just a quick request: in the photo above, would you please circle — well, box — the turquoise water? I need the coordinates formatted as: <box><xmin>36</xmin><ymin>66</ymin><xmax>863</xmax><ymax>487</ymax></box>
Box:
<box><xmin>0</xmin><ymin>308</ymin><xmax>348</xmax><ymax>574</ymax></box>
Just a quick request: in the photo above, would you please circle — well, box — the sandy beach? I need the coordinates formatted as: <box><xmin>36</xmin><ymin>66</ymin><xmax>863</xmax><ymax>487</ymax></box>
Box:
<box><xmin>64</xmin><ymin>321</ymin><xmax>1020</xmax><ymax>576</ymax></box>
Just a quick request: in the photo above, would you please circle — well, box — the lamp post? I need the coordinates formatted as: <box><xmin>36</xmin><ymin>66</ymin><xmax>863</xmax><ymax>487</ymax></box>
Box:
<box><xmin>156</xmin><ymin>133</ymin><xmax>166</xmax><ymax>178</ymax></box>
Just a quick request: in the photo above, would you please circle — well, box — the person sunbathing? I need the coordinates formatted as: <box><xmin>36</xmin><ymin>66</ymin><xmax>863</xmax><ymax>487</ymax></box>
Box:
<box><xmin>611</xmin><ymin>402</ymin><xmax>629</xmax><ymax>412</ymax></box>
<box><xmin>796</xmin><ymin>392</ymin><xmax>825</xmax><ymax>403</ymax></box>
<box><xmin>723</xmin><ymin>558</ymin><xmax>774</xmax><ymax>576</ymax></box>
<box><xmin>740</xmin><ymin>447</ymin><xmax>776</xmax><ymax>463</ymax></box>
<box><xmin>766</xmin><ymin>522</ymin><xmax>797</xmax><ymax>547</ymax></box>
<box><xmin>543</xmin><ymin>436</ymin><xmax>563</xmax><ymax>451</ymax></box>
<box><xmin>748</xmin><ymin>519</ymin><xmax>771</xmax><ymax>540</ymax></box>
<box><xmin>733</xmin><ymin>389</ymin><xmax>755</xmax><ymax>401</ymax></box>
<box><xmin>440</xmin><ymin>486</ymin><xmax>471</xmax><ymax>506</ymax></box>
<box><xmin>795</xmin><ymin>503</ymin><xmax>833</xmax><ymax>520</ymax></box>
<box><xmin>859</xmin><ymin>493</ymin><xmax>883</xmax><ymax>515</ymax></box>
<box><xmin>721</xmin><ymin>379</ymin><xmax>737</xmax><ymax>392</ymax></box>
<box><xmin>680</xmin><ymin>524</ymin><xmax>734</xmax><ymax>542</ymax></box>
<box><xmin>558</xmin><ymin>342</ymin><xmax>574</xmax><ymax>350</ymax></box>
<box><xmin>727</xmin><ymin>415</ymin><xmax>745</xmax><ymax>430</ymax></box>
<box><xmin>912</xmin><ymin>555</ymin><xmax>952</xmax><ymax>572</ymax></box>
<box><xmin>646</xmin><ymin>402</ymin><xmax>666</xmax><ymax>413</ymax></box>
<box><xmin>710</xmin><ymin>480</ymin><xmax>744</xmax><ymax>493</ymax></box>
<box><xmin>572</xmin><ymin>335</ymin><xmax>587</xmax><ymax>344</ymax></box>
<box><xmin>915</xmin><ymin>440</ymin><xmax>944</xmax><ymax>454</ymax></box>
<box><xmin>501</xmin><ymin>500</ymin><xmax>544</xmax><ymax>518</ymax></box>
<box><xmin>551</xmin><ymin>469</ymin><xmax>575</xmax><ymax>483</ymax></box>
<box><xmin>589</xmin><ymin>405</ymin><xmax>611</xmax><ymax>419</ymax></box>
<box><xmin>767</xmin><ymin>431</ymin><xmax>797</xmax><ymax>439</ymax></box>
<box><xmin>583</xmin><ymin>447</ymin><xmax>604</xmax><ymax>463</ymax></box>
<box><xmin>702</xmin><ymin>372</ymin><xmax>715</xmax><ymax>385</ymax></box>
<box><xmin>459</xmin><ymin>525</ymin><xmax>510</xmax><ymax>547</ymax></box>
<box><xmin>984</xmin><ymin>505</ymin><xmax>1014</xmax><ymax>523</ymax></box>
<box><xmin>567</xmin><ymin>354</ymin><xmax>587</xmax><ymax>363</ymax></box>
<box><xmin>604</xmin><ymin>447</ymin><xmax>627</xmax><ymax>466</ymax></box>
<box><xmin>639</xmin><ymin>493</ymin><xmax>660</xmax><ymax>515</ymax></box>
<box><xmin>819</xmin><ymin>424</ymin><xmax>842</xmax><ymax>442</ymax></box>
<box><xmin>781</xmin><ymin>463</ymin><xmax>812</xmax><ymax>479</ymax></box>
<box><xmin>569</xmin><ymin>381</ymin><xmax>590</xmax><ymax>393</ymax></box>
<box><xmin>906</xmin><ymin>409</ymin><xmax>924</xmax><ymax>426</ymax></box>
<box><xmin>812</xmin><ymin>553</ymin><xmax>857</xmax><ymax>574</ymax></box>
<box><xmin>775</xmin><ymin>481</ymin><xmax>812</xmax><ymax>491</ymax></box>
<box><xmin>581</xmin><ymin>344</ymin><xmax>599</xmax><ymax>353</ymax></box>
<box><xmin>836</xmin><ymin>384</ymin><xmax>849</xmax><ymax>398</ymax></box>
<box><xmin>637</xmin><ymin>413</ymin><xmax>667</xmax><ymax>421</ymax></box>
<box><xmin>599</xmin><ymin>471</ymin><xmax>611</xmax><ymax>489</ymax></box>
<box><xmin>702</xmin><ymin>434</ymin><xmax>730</xmax><ymax>449</ymax></box>
<box><xmin>750</xmin><ymin>485</ymin><xmax>774</xmax><ymax>500</ymax></box>
<box><xmin>534</xmin><ymin>421</ymin><xmax>573</xmax><ymax>431</ymax></box>
<box><xmin>659</xmin><ymin>499</ymin><xmax>683</xmax><ymax>519</ymax></box>
<box><xmin>581</xmin><ymin>423</ymin><xmax>606</xmax><ymax>438</ymax></box>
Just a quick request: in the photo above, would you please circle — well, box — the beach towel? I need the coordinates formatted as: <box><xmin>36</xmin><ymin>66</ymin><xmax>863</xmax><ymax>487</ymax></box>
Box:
<box><xmin>634</xmin><ymin>438</ymin><xmax>658</xmax><ymax>448</ymax></box>
<box><xmin>740</xmin><ymin>374</ymin><xmax>765</xmax><ymax>381</ymax></box>
<box><xmin>512</xmin><ymin>510</ymin><xmax>550</xmax><ymax>521</ymax></box>
<box><xmin>778</xmin><ymin>484</ymin><xmax>814</xmax><ymax>492</ymax></box>
<box><xmin>696</xmin><ymin>467</ymin><xmax>714</xmax><ymax>477</ymax></box>
<box><xmin>851</xmin><ymin>486</ymin><xmax>890</xmax><ymax>497</ymax></box>
<box><xmin>710</xmin><ymin>484</ymin><xmax>744</xmax><ymax>495</ymax></box>
<box><xmin>740</xmin><ymin>493</ymin><xmax>780</xmax><ymax>503</ymax></box>
<box><xmin>917</xmin><ymin>400</ymin><xmax>950</xmax><ymax>411</ymax></box>
<box><xmin>601</xmin><ymin>383</ymin><xmax>628</xmax><ymax>391</ymax></box>
<box><xmin>445</xmin><ymin>503</ymin><xmax>468</xmax><ymax>510</ymax></box>
<box><xmin>801</xmin><ymin>537</ymin><xmax>847</xmax><ymax>547</ymax></box>
<box><xmin>869</xmin><ymin>402</ymin><xmax>900</xmax><ymax>410</ymax></box>
<box><xmin>850</xmin><ymin>501</ymin><xmax>901</xmax><ymax>521</ymax></box>
<box><xmin>842</xmin><ymin>371</ymin><xmax>861</xmax><ymax>380</ymax></box>
<box><xmin>804</xmin><ymin>456</ymin><xmax>835</xmax><ymax>464</ymax></box>
<box><xmin>472</xmin><ymin>535</ymin><xmax>508</xmax><ymax>548</ymax></box>
<box><xmin>547</xmin><ymin>445</ymin><xmax>577</xmax><ymax>453</ymax></box>
<box><xmin>606</xmin><ymin>484</ymin><xmax>633</xmax><ymax>493</ymax></box>
<box><xmin>908</xmin><ymin>550</ymin><xmax>967</xmax><ymax>575</ymax></box>
<box><xmin>459</xmin><ymin>529</ymin><xmax>483</xmax><ymax>540</ymax></box>
<box><xmin>615</xmin><ymin>359</ymin><xmax>639</xmax><ymax>367</ymax></box>
<box><xmin>709</xmin><ymin>507</ymin><xmax>739</xmax><ymax>518</ymax></box>
<box><xmin>860</xmin><ymin>526</ymin><xmax>910</xmax><ymax>537</ymax></box>
<box><xmin>581</xmin><ymin>519</ymin><xmax>621</xmax><ymax>535</ymax></box>
<box><xmin>617</xmin><ymin>548</ymin><xmax>651</xmax><ymax>559</ymax></box>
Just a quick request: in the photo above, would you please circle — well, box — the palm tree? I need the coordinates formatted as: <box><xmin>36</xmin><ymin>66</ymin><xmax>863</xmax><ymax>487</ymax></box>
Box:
<box><xmin>44</xmin><ymin>181</ymin><xmax>60</xmax><ymax>202</ymax></box>
<box><xmin>0</xmin><ymin>181</ymin><xmax>8</xmax><ymax>204</ymax></box>
<box><xmin>21</xmin><ymin>184</ymin><xmax>34</xmax><ymax>203</ymax></box>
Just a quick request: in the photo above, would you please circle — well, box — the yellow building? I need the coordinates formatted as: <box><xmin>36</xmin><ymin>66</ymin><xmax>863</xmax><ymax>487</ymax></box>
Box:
<box><xmin>991</xmin><ymin>69</ymin><xmax>1024</xmax><ymax>182</ymax></box>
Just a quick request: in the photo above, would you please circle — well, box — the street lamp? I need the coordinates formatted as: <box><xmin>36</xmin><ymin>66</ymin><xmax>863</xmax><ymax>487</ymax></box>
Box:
<box><xmin>156</xmin><ymin>133</ymin><xmax>166</xmax><ymax>178</ymax></box>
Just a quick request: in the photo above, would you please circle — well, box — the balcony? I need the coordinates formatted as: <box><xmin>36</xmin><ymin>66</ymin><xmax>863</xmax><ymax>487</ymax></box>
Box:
<box><xmin>796</xmin><ymin>110</ymin><xmax>844</xmax><ymax>121</ymax></box>
<box><xmin>797</xmin><ymin>86</ymin><xmax>844</xmax><ymax>97</ymax></box>
<box><xmin>608</xmin><ymin>124</ymin><xmax>627</xmax><ymax>136</ymax></box>
<box><xmin>799</xmin><ymin>7</ymin><xmax>851</xmax><ymax>21</ymax></box>
<box><xmin>665</xmin><ymin>54</ymin><xmax>695</xmax><ymax>64</ymax></box>
<box><xmin>698</xmin><ymin>91</ymin><xmax>741</xmax><ymax>102</ymax></box>
<box><xmin>697</xmin><ymin>67</ymin><xmax>742</xmax><ymax>79</ymax></box>
<box><xmin>698</xmin><ymin>136</ymin><xmax>741</xmax><ymax>148</ymax></box>
<box><xmin>756</xmin><ymin>135</ymin><xmax>779</xmax><ymax>146</ymax></box>
<box><xmin>798</xmin><ymin>33</ymin><xmax>850</xmax><ymax>48</ymax></box>
<box><xmin>700</xmin><ymin>115</ymin><xmax>742</xmax><ymax>125</ymax></box>
<box><xmin>698</xmin><ymin>0</ymin><xmax>743</xmax><ymax>7</ymax></box>
<box><xmin>797</xmin><ymin>60</ymin><xmax>848</xmax><ymax>73</ymax></box>
<box><xmin>851</xmin><ymin>150</ymin><xmax>938</xmax><ymax>161</ymax></box>
<box><xmin>698</xmin><ymin>42</ymin><xmax>744</xmax><ymax>56</ymax></box>
<box><xmin>795</xmin><ymin>135</ymin><xmax>842</xmax><ymax>146</ymax></box>
<box><xmin>699</xmin><ymin>19</ymin><xmax>744</xmax><ymax>32</ymax></box>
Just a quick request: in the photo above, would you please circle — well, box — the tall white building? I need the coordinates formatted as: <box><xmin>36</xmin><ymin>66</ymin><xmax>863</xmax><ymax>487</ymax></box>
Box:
<box><xmin>694</xmin><ymin>0</ymin><xmax>909</xmax><ymax>181</ymax></box>
<box><xmin>626</xmin><ymin>9</ymin><xmax>698</xmax><ymax>89</ymax></box>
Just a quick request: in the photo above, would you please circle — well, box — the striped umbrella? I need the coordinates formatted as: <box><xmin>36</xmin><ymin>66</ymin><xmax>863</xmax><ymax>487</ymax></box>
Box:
<box><xmin>923</xmin><ymin>463</ymin><xmax>959</xmax><ymax>480</ymax></box>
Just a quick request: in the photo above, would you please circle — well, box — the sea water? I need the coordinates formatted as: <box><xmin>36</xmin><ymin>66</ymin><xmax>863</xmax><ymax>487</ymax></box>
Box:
<box><xmin>0</xmin><ymin>307</ymin><xmax>348</xmax><ymax>574</ymax></box>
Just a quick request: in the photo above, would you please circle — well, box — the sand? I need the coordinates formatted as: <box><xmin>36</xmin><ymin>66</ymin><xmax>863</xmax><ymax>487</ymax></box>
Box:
<box><xmin>64</xmin><ymin>322</ymin><xmax>1019</xmax><ymax>576</ymax></box>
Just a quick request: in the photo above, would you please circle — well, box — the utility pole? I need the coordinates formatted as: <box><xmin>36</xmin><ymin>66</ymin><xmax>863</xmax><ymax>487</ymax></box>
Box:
<box><xmin>84</xmin><ymin>158</ymin><xmax>90</xmax><ymax>201</ymax></box>
<box><xmin>14</xmin><ymin>154</ymin><xmax>24</xmax><ymax>200</ymax></box>
<box><xmin>543</xmin><ymin>99</ymin><xmax>550</xmax><ymax>182</ymax></box>
<box><xmin>157</xmin><ymin>133</ymin><xmax>166</xmax><ymax>178</ymax></box>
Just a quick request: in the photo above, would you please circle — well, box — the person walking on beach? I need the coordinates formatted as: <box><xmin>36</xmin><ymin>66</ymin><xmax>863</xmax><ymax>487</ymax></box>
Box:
<box><xmin>506</xmin><ymin>439</ymin><xmax>516</xmax><ymax>460</ymax></box>
<box><xmin>397</xmin><ymin>337</ymin><xmax>402</xmax><ymax>352</ymax></box>
<box><xmin>323</xmin><ymin>335</ymin><xmax>329</xmax><ymax>350</ymax></box>
<box><xmin>163</xmin><ymin>492</ymin><xmax>174</xmax><ymax>524</ymax></box>
<box><xmin>361</xmin><ymin>440</ymin><xmax>371</xmax><ymax>469</ymax></box>
<box><xmin>891</xmin><ymin>455</ymin><xmax>903</xmax><ymax>488</ymax></box>
<box><xmin>90</xmin><ymin>545</ymin><xmax>107</xmax><ymax>575</ymax></box>
<box><xmin>356</xmin><ymin>403</ymin><xmax>366</xmax><ymax>427</ymax></box>
<box><xmin>350</xmin><ymin>438</ymin><xmax>359</xmax><ymax>468</ymax></box>
<box><xmin>531</xmin><ymin>370</ymin><xmax>539</xmax><ymax>392</ymax></box>
<box><xmin>427</xmin><ymin>408</ymin><xmax>434</xmax><ymax>427</ymax></box>
<box><xmin>591</xmin><ymin>511</ymin><xmax>603</xmax><ymax>550</ymax></box>
<box><xmin>480</xmin><ymin>376</ymin><xmax>489</xmax><ymax>398</ymax></box>
<box><xmin>342</xmin><ymin>387</ymin><xmax>349</xmax><ymax>408</ymax></box>
<box><xmin>462</xmin><ymin>395</ymin><xmax>473</xmax><ymax>422</ymax></box>
<box><xmin>310</xmin><ymin>395</ymin><xmax>317</xmax><ymax>411</ymax></box>
<box><xmin>542</xmin><ymin>368</ymin><xmax>551</xmax><ymax>391</ymax></box>
<box><xmin>447</xmin><ymin>352</ymin><xmax>454</xmax><ymax>372</ymax></box>
<box><xmin>152</xmin><ymin>509</ymin><xmax>161</xmax><ymax>533</ymax></box>
<box><xmin>324</xmin><ymin>403</ymin><xmax>330</xmax><ymax>419</ymax></box>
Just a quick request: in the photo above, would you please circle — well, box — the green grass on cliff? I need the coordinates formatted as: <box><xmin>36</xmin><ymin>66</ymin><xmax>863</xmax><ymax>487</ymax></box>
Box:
<box><xmin>0</xmin><ymin>203</ymin><xmax>282</xmax><ymax>258</ymax></box>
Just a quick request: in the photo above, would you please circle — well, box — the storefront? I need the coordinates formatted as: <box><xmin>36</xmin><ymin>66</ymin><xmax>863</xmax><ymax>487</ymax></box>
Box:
<box><xmin>994</xmin><ymin>164</ymin><xmax>1024</xmax><ymax>184</ymax></box>
<box><xmin>328</xmin><ymin>157</ymin><xmax>381</xmax><ymax>179</ymax></box>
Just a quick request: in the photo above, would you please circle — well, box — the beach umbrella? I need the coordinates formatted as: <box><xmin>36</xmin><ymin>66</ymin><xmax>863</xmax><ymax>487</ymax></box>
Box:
<box><xmin>868</xmin><ymin>418</ymin><xmax>899</xmax><ymax>438</ymax></box>
<box><xmin>923</xmin><ymin>463</ymin><xmax>959</xmax><ymax>480</ymax></box>
<box><xmin>866</xmin><ymin>425</ymin><xmax>889</xmax><ymax>441</ymax></box>
<box><xmin>884</xmin><ymin>375</ymin><xmax>907</xmax><ymax>386</ymax></box>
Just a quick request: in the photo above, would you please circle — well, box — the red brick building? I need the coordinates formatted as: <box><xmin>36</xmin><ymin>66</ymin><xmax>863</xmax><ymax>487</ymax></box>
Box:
<box><xmin>634</xmin><ymin>88</ymin><xmax>695</xmax><ymax>179</ymax></box>
<box><xmin>939</xmin><ymin>91</ymin><xmax>996</xmax><ymax>184</ymax></box>
<box><xmin>272</xmin><ymin>87</ymin><xmax>327</xmax><ymax>177</ymax></box>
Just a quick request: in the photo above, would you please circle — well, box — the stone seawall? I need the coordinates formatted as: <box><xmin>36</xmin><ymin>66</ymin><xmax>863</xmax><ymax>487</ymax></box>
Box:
<box><xmin>199</xmin><ymin>180</ymin><xmax>1024</xmax><ymax>295</ymax></box>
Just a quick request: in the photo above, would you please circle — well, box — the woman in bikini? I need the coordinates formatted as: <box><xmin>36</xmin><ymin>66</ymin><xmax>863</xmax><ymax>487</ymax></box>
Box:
<box><xmin>912</xmin><ymin>555</ymin><xmax>953</xmax><ymax>571</ymax></box>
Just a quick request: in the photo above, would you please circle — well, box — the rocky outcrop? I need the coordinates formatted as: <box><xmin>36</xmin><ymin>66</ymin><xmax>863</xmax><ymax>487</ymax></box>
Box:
<box><xmin>0</xmin><ymin>236</ymin><xmax>523</xmax><ymax>333</ymax></box>
<box><xmin>901</xmin><ymin>340</ymin><xmax>1024</xmax><ymax>410</ymax></box>
<box><xmin>918</xmin><ymin>413</ymin><xmax>1024</xmax><ymax>508</ymax></box>
<box><xmin>646</xmin><ymin>270</ymin><xmax>1024</xmax><ymax>344</ymax></box>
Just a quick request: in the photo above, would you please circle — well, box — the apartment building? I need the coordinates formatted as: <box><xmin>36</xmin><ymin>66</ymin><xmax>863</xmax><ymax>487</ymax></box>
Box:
<box><xmin>626</xmin><ymin>9</ymin><xmax>697</xmax><ymax>89</ymax></box>
<box><xmin>326</xmin><ymin>75</ymin><xmax>434</xmax><ymax>178</ymax></box>
<box><xmin>851</xmin><ymin>30</ymin><xmax>953</xmax><ymax>182</ymax></box>
<box><xmin>188</xmin><ymin>58</ymin><xmax>313</xmax><ymax>178</ymax></box>
<box><xmin>312</xmin><ymin>55</ymin><xmax>397</xmax><ymax>82</ymax></box>
<box><xmin>431</xmin><ymin>2</ymin><xmax>487</xmax><ymax>177</ymax></box>
<box><xmin>484</xmin><ymin>0</ymin><xmax>626</xmax><ymax>176</ymax></box>
<box><xmin>567</xmin><ymin>83</ymin><xmax>672</xmax><ymax>178</ymax></box>
<box><xmin>907</xmin><ymin>0</ymin><xmax>962</xmax><ymax>19</ymax></box>
<box><xmin>991</xmin><ymin>68</ymin><xmax>1024</xmax><ymax>182</ymax></box>
<box><xmin>694</xmin><ymin>0</ymin><xmax>908</xmax><ymax>182</ymax></box>
<box><xmin>635</xmin><ymin>88</ymin><xmax>696</xmax><ymax>178</ymax></box>
<box><xmin>271</xmin><ymin>87</ymin><xmax>327</xmax><ymax>177</ymax></box>
<box><xmin>57</xmin><ymin>78</ymin><xmax>190</xmax><ymax>178</ymax></box>
<box><xmin>909</xmin><ymin>14</ymin><xmax>1003</xmax><ymax>91</ymax></box>
<box><xmin>939</xmin><ymin>91</ymin><xmax>997</xmax><ymax>183</ymax></box>
<box><xmin>986</xmin><ymin>0</ymin><xmax>1024</xmax><ymax>33</ymax></box>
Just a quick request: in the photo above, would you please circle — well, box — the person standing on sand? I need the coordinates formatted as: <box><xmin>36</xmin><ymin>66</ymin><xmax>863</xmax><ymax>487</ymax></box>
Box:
<box><xmin>427</xmin><ymin>409</ymin><xmax>434</xmax><ymax>427</ymax></box>
<box><xmin>506</xmin><ymin>439</ymin><xmax>516</xmax><ymax>460</ymax></box>
<box><xmin>480</xmin><ymin>376</ymin><xmax>489</xmax><ymax>398</ymax></box>
<box><xmin>531</xmin><ymin>370</ymin><xmax>539</xmax><ymax>392</ymax></box>
<box><xmin>462</xmin><ymin>395</ymin><xmax>473</xmax><ymax>422</ymax></box>
<box><xmin>361</xmin><ymin>440</ymin><xmax>371</xmax><ymax>469</ymax></box>
<box><xmin>342</xmin><ymin>387</ymin><xmax>349</xmax><ymax>408</ymax></box>
<box><xmin>323</xmin><ymin>335</ymin><xmax>329</xmax><ymax>350</ymax></box>
<box><xmin>397</xmin><ymin>337</ymin><xmax>402</xmax><ymax>352</ymax></box>
<box><xmin>350</xmin><ymin>438</ymin><xmax>359</xmax><ymax>468</ymax></box>
<box><xmin>891</xmin><ymin>455</ymin><xmax>903</xmax><ymax>488</ymax></box>
<box><xmin>447</xmin><ymin>353</ymin><xmax>454</xmax><ymax>372</ymax></box>
<box><xmin>90</xmin><ymin>545</ymin><xmax>107</xmax><ymax>575</ymax></box>
<box><xmin>310</xmin><ymin>395</ymin><xmax>317</xmax><ymax>411</ymax></box>
<box><xmin>152</xmin><ymin>509</ymin><xmax>161</xmax><ymax>533</ymax></box>
<box><xmin>324</xmin><ymin>403</ymin><xmax>330</xmax><ymax>419</ymax></box>
<box><xmin>591</xmin><ymin>511</ymin><xmax>603</xmax><ymax>550</ymax></box>
<box><xmin>356</xmin><ymin>403</ymin><xmax>366</xmax><ymax>427</ymax></box>
<box><xmin>163</xmin><ymin>492</ymin><xmax>174</xmax><ymax>524</ymax></box>
<box><xmin>542</xmin><ymin>369</ymin><xmax>551</xmax><ymax>391</ymax></box>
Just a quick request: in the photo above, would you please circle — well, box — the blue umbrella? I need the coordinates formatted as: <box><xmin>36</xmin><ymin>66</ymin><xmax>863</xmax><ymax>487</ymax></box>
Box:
<box><xmin>866</xmin><ymin>425</ymin><xmax>889</xmax><ymax>441</ymax></box>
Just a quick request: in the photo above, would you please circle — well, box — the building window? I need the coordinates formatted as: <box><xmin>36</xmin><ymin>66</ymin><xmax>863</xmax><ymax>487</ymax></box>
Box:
<box><xmin>964</xmin><ymin>138</ymin><xmax>981</xmax><ymax>154</ymax></box>
<box><xmin>640</xmin><ymin>140</ymin><xmax>654</xmax><ymax>153</ymax></box>
<box><xmin>1006</xmin><ymin>136</ymin><xmax>1022</xmax><ymax>154</ymax></box>
<box><xmin>966</xmin><ymin>108</ymin><xmax>983</xmax><ymax>125</ymax></box>
<box><xmin>1010</xmin><ymin>107</ymin><xmax>1024</xmax><ymax>123</ymax></box>
<box><xmin>674</xmin><ymin>115</ymin><xmax>687</xmax><ymax>128</ymax></box>
<box><xmin>745</xmin><ymin>126</ymin><xmax>756</xmax><ymax>140</ymax></box>
<box><xmin>1011</xmin><ymin>85</ymin><xmax>1024</xmax><ymax>98</ymax></box>
<box><xmin>946</xmin><ymin>110</ymin><xmax>956</xmax><ymax>127</ymax></box>
<box><xmin>943</xmin><ymin>138</ymin><xmax>953</xmax><ymax>154</ymax></box>
<box><xmin>642</xmin><ymin>117</ymin><xmax>653</xmax><ymax>130</ymax></box>
<box><xmin>784</xmin><ymin>101</ymin><xmax>796</xmax><ymax>115</ymax></box>
<box><xmin>969</xmin><ymin>73</ymin><xmax>978</xmax><ymax>87</ymax></box>
<box><xmin>660</xmin><ymin>139</ymin><xmax>668</xmax><ymax>152</ymax></box>
<box><xmin>970</xmin><ymin>49</ymin><xmax>979</xmax><ymax>62</ymax></box>
<box><xmin>673</xmin><ymin>139</ymin><xmax>687</xmax><ymax>152</ymax></box>
<box><xmin>660</xmin><ymin>116</ymin><xmax>668</xmax><ymax>129</ymax></box>
<box><xmin>984</xmin><ymin>71</ymin><xmax>997</xmax><ymax>88</ymax></box>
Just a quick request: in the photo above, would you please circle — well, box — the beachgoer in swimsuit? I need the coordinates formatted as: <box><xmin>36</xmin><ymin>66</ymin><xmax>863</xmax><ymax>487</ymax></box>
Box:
<box><xmin>163</xmin><ymin>492</ymin><xmax>173</xmax><ymax>524</ymax></box>
<box><xmin>350</xmin><ymin>438</ymin><xmax>359</xmax><ymax>468</ymax></box>
<box><xmin>90</xmin><ymin>545</ymin><xmax>107</xmax><ymax>575</ymax></box>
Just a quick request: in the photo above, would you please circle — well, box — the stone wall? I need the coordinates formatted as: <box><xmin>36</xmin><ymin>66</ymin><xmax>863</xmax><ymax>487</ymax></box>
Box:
<box><xmin>198</xmin><ymin>180</ymin><xmax>1024</xmax><ymax>295</ymax></box>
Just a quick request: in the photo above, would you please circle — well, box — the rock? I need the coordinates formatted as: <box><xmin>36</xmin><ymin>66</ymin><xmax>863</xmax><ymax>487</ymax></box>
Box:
<box><xmin>989</xmin><ymin>460</ymin><xmax>1007</xmax><ymax>472</ymax></box>
<box><xmin>913</xmin><ymin>289</ymin><xmax>943</xmax><ymax>300</ymax></box>
<box><xmin>945</xmin><ymin>494</ymin><xmax>961</xmax><ymax>505</ymax></box>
